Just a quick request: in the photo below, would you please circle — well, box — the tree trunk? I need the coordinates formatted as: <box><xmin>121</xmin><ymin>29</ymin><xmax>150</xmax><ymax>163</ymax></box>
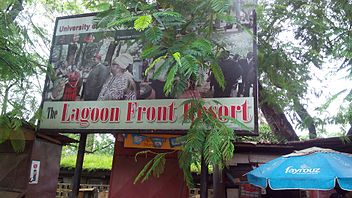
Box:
<box><xmin>259</xmin><ymin>84</ymin><xmax>299</xmax><ymax>141</ymax></box>
<box><xmin>1</xmin><ymin>82</ymin><xmax>16</xmax><ymax>115</ymax></box>
<box><xmin>293</xmin><ymin>99</ymin><xmax>317</xmax><ymax>139</ymax></box>
<box><xmin>200</xmin><ymin>155</ymin><xmax>208</xmax><ymax>198</ymax></box>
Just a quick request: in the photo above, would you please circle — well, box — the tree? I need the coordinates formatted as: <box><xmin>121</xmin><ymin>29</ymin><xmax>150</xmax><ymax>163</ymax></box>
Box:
<box><xmin>257</xmin><ymin>0</ymin><xmax>351</xmax><ymax>139</ymax></box>
<box><xmin>0</xmin><ymin>0</ymin><xmax>100</xmax><ymax>151</ymax></box>
<box><xmin>0</xmin><ymin>0</ymin><xmax>48</xmax><ymax>151</ymax></box>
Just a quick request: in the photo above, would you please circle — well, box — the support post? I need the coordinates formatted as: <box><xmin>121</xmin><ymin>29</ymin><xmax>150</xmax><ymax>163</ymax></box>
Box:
<box><xmin>213</xmin><ymin>165</ymin><xmax>226</xmax><ymax>198</ymax></box>
<box><xmin>70</xmin><ymin>133</ymin><xmax>87</xmax><ymax>198</ymax></box>
<box><xmin>200</xmin><ymin>155</ymin><xmax>208</xmax><ymax>198</ymax></box>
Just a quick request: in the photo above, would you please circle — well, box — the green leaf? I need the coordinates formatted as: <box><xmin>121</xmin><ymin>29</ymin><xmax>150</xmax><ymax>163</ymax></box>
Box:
<box><xmin>141</xmin><ymin>45</ymin><xmax>165</xmax><ymax>59</ymax></box>
<box><xmin>152</xmin><ymin>57</ymin><xmax>174</xmax><ymax>80</ymax></box>
<box><xmin>134</xmin><ymin>152</ymin><xmax>167</xmax><ymax>184</ymax></box>
<box><xmin>152</xmin><ymin>11</ymin><xmax>186</xmax><ymax>27</ymax></box>
<box><xmin>96</xmin><ymin>3</ymin><xmax>111</xmax><ymax>11</ymax></box>
<box><xmin>107</xmin><ymin>16</ymin><xmax>137</xmax><ymax>28</ymax></box>
<box><xmin>164</xmin><ymin>65</ymin><xmax>178</xmax><ymax>96</ymax></box>
<box><xmin>144</xmin><ymin>55</ymin><xmax>167</xmax><ymax>75</ymax></box>
<box><xmin>0</xmin><ymin>127</ymin><xmax>11</xmax><ymax>144</ymax></box>
<box><xmin>210</xmin><ymin>0</ymin><xmax>231</xmax><ymax>12</ymax></box>
<box><xmin>172</xmin><ymin>52</ymin><xmax>182</xmax><ymax>67</ymax></box>
<box><xmin>209</xmin><ymin>61</ymin><xmax>225</xmax><ymax>90</ymax></box>
<box><xmin>145</xmin><ymin>26</ymin><xmax>163</xmax><ymax>44</ymax></box>
<box><xmin>0</xmin><ymin>0</ymin><xmax>14</xmax><ymax>11</ymax></box>
<box><xmin>178</xmin><ymin>151</ymin><xmax>194</xmax><ymax>188</ymax></box>
<box><xmin>134</xmin><ymin>15</ymin><xmax>153</xmax><ymax>32</ymax></box>
<box><xmin>180</xmin><ymin>55</ymin><xmax>199</xmax><ymax>77</ymax></box>
<box><xmin>190</xmin><ymin>39</ymin><xmax>213</xmax><ymax>56</ymax></box>
<box><xmin>10</xmin><ymin>128</ymin><xmax>25</xmax><ymax>153</ymax></box>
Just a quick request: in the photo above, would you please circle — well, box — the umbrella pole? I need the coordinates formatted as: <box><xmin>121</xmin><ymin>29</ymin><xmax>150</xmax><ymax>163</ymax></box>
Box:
<box><xmin>200</xmin><ymin>155</ymin><xmax>208</xmax><ymax>198</ymax></box>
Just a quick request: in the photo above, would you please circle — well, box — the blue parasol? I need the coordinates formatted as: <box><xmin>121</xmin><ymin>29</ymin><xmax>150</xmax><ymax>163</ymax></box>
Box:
<box><xmin>246</xmin><ymin>147</ymin><xmax>352</xmax><ymax>191</ymax></box>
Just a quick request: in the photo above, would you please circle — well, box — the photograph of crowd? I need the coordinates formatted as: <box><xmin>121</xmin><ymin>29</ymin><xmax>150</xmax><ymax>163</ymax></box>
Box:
<box><xmin>44</xmin><ymin>0</ymin><xmax>256</xmax><ymax>102</ymax></box>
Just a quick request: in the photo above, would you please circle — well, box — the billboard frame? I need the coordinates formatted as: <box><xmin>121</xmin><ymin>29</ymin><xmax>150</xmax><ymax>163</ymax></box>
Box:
<box><xmin>37</xmin><ymin>10</ymin><xmax>259</xmax><ymax>136</ymax></box>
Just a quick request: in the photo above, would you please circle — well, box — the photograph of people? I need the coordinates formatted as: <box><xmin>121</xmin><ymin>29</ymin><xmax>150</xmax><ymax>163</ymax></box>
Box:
<box><xmin>211</xmin><ymin>51</ymin><xmax>242</xmax><ymax>98</ymax></box>
<box><xmin>46</xmin><ymin>0</ymin><xmax>256</xmax><ymax>102</ymax></box>
<box><xmin>66</xmin><ymin>34</ymin><xmax>80</xmax><ymax>66</ymax></box>
<box><xmin>98</xmin><ymin>53</ymin><xmax>137</xmax><ymax>100</ymax></box>
<box><xmin>62</xmin><ymin>64</ymin><xmax>81</xmax><ymax>101</ymax></box>
<box><xmin>83</xmin><ymin>54</ymin><xmax>110</xmax><ymax>101</ymax></box>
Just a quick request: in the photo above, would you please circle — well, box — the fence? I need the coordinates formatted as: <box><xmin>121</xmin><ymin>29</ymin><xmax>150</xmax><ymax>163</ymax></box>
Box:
<box><xmin>57</xmin><ymin>183</ymin><xmax>212</xmax><ymax>198</ymax></box>
<box><xmin>56</xmin><ymin>183</ymin><xmax>109</xmax><ymax>198</ymax></box>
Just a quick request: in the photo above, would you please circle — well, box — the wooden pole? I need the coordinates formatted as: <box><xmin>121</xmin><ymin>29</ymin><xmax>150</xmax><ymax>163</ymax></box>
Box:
<box><xmin>70</xmin><ymin>133</ymin><xmax>87</xmax><ymax>198</ymax></box>
<box><xmin>213</xmin><ymin>165</ymin><xmax>226</xmax><ymax>198</ymax></box>
<box><xmin>200</xmin><ymin>155</ymin><xmax>208</xmax><ymax>198</ymax></box>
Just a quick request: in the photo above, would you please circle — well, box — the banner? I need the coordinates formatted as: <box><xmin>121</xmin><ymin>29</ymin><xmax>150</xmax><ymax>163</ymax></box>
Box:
<box><xmin>40</xmin><ymin>1</ymin><xmax>258</xmax><ymax>134</ymax></box>
<box><xmin>124</xmin><ymin>134</ymin><xmax>183</xmax><ymax>150</ymax></box>
<box><xmin>40</xmin><ymin>98</ymin><xmax>254</xmax><ymax>131</ymax></box>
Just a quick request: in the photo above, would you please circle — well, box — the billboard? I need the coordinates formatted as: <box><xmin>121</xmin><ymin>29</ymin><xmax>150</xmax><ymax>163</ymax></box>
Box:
<box><xmin>39</xmin><ymin>1</ymin><xmax>258</xmax><ymax>135</ymax></box>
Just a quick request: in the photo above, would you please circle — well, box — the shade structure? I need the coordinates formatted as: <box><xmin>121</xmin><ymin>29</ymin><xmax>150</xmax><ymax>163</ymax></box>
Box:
<box><xmin>246</xmin><ymin>147</ymin><xmax>352</xmax><ymax>191</ymax></box>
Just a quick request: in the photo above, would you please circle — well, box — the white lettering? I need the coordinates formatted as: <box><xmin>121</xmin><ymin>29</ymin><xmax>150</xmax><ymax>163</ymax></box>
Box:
<box><xmin>285</xmin><ymin>166</ymin><xmax>320</xmax><ymax>175</ymax></box>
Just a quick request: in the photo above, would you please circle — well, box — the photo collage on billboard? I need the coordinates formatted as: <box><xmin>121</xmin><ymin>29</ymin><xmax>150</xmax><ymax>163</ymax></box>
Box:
<box><xmin>45</xmin><ymin>0</ymin><xmax>256</xmax><ymax>103</ymax></box>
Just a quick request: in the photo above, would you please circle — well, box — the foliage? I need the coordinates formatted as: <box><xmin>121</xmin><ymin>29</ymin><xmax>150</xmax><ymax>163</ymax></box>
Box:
<box><xmin>257</xmin><ymin>0</ymin><xmax>352</xmax><ymax>135</ymax></box>
<box><xmin>177</xmin><ymin>99</ymin><xmax>236</xmax><ymax>187</ymax></box>
<box><xmin>0</xmin><ymin>0</ymin><xmax>51</xmax><ymax>151</ymax></box>
<box><xmin>134</xmin><ymin>150</ymin><xmax>168</xmax><ymax>184</ymax></box>
<box><xmin>0</xmin><ymin>1</ymin><xmax>45</xmax><ymax>118</ymax></box>
<box><xmin>62</xmin><ymin>134</ymin><xmax>115</xmax><ymax>156</ymax></box>
<box><xmin>97</xmin><ymin>0</ymin><xmax>227</xmax><ymax>98</ymax></box>
<box><xmin>96</xmin><ymin>0</ymin><xmax>244</xmax><ymax>188</ymax></box>
<box><xmin>0</xmin><ymin>115</ymin><xmax>26</xmax><ymax>152</ymax></box>
<box><xmin>133</xmin><ymin>99</ymin><xmax>236</xmax><ymax>187</ymax></box>
<box><xmin>238</xmin><ymin>123</ymin><xmax>286</xmax><ymax>144</ymax></box>
<box><xmin>60</xmin><ymin>154</ymin><xmax>113</xmax><ymax>171</ymax></box>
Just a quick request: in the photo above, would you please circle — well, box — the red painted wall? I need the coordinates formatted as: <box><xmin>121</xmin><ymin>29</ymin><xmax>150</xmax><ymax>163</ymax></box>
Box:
<box><xmin>109</xmin><ymin>141</ymin><xmax>189</xmax><ymax>198</ymax></box>
<box><xmin>26</xmin><ymin>139</ymin><xmax>62</xmax><ymax>198</ymax></box>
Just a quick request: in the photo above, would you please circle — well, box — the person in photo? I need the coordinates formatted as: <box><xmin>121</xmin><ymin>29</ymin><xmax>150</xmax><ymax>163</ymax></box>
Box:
<box><xmin>84</xmin><ymin>54</ymin><xmax>110</xmax><ymax>101</ymax></box>
<box><xmin>63</xmin><ymin>64</ymin><xmax>81</xmax><ymax>101</ymax></box>
<box><xmin>66</xmin><ymin>34</ymin><xmax>80</xmax><ymax>66</ymax></box>
<box><xmin>98</xmin><ymin>53</ymin><xmax>137</xmax><ymax>100</ymax></box>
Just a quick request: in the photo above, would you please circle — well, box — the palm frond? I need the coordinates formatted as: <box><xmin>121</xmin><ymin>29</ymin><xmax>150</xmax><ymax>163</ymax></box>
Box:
<box><xmin>209</xmin><ymin>60</ymin><xmax>225</xmax><ymax>89</ymax></box>
<box><xmin>134</xmin><ymin>152</ymin><xmax>167</xmax><ymax>184</ymax></box>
